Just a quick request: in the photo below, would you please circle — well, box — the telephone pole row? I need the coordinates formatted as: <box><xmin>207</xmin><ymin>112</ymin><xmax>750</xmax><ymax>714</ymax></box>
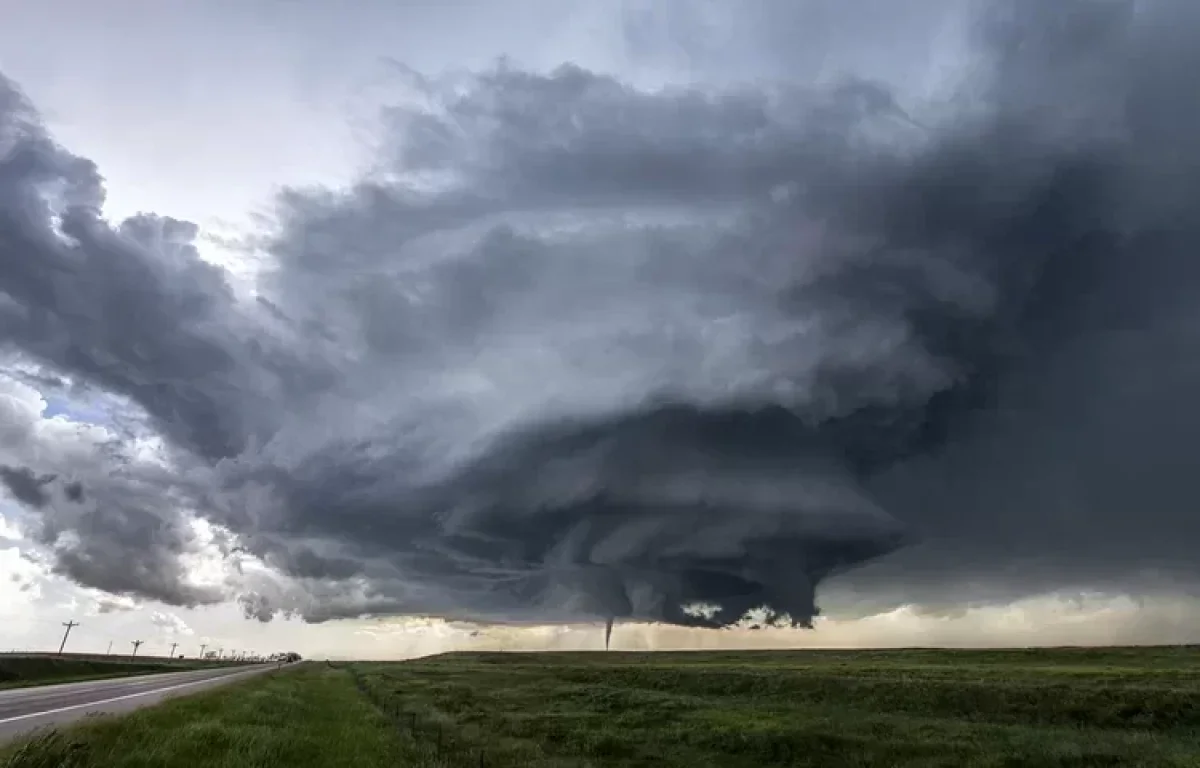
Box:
<box><xmin>53</xmin><ymin>621</ymin><xmax>210</xmax><ymax>661</ymax></box>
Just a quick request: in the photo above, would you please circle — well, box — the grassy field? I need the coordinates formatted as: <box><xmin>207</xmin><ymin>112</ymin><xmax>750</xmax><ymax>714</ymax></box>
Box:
<box><xmin>6</xmin><ymin>647</ymin><xmax>1200</xmax><ymax>766</ymax></box>
<box><xmin>352</xmin><ymin>647</ymin><xmax>1200</xmax><ymax>767</ymax></box>
<box><xmin>0</xmin><ymin>655</ymin><xmax>235</xmax><ymax>690</ymax></box>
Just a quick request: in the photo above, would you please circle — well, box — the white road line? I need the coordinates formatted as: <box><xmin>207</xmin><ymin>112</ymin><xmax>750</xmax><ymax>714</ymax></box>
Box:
<box><xmin>0</xmin><ymin>668</ymin><xmax>264</xmax><ymax>725</ymax></box>
<box><xmin>0</xmin><ymin>672</ymin><xmax>205</xmax><ymax>701</ymax></box>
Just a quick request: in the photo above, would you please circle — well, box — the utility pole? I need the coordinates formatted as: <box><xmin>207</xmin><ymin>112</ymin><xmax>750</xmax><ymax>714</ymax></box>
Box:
<box><xmin>168</xmin><ymin>642</ymin><xmax>178</xmax><ymax>659</ymax></box>
<box><xmin>58</xmin><ymin>621</ymin><xmax>79</xmax><ymax>656</ymax></box>
<box><xmin>199</xmin><ymin>644</ymin><xmax>207</xmax><ymax>659</ymax></box>
<box><xmin>106</xmin><ymin>640</ymin><xmax>113</xmax><ymax>656</ymax></box>
<box><xmin>130</xmin><ymin>640</ymin><xmax>144</xmax><ymax>659</ymax></box>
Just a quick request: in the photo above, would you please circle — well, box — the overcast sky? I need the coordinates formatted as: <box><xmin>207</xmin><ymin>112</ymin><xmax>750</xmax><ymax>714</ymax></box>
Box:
<box><xmin>3</xmin><ymin>0</ymin><xmax>1200</xmax><ymax>659</ymax></box>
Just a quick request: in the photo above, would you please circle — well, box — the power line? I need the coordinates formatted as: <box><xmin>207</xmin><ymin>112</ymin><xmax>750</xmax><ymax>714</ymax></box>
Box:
<box><xmin>58</xmin><ymin>621</ymin><xmax>79</xmax><ymax>656</ymax></box>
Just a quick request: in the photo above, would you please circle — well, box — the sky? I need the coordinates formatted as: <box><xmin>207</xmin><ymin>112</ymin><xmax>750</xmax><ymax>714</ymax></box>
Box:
<box><xmin>2</xmin><ymin>0</ymin><xmax>1200</xmax><ymax>659</ymax></box>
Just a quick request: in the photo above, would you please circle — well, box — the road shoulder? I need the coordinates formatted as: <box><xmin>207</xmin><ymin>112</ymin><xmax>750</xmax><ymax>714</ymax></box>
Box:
<box><xmin>0</xmin><ymin>665</ymin><xmax>273</xmax><ymax>745</ymax></box>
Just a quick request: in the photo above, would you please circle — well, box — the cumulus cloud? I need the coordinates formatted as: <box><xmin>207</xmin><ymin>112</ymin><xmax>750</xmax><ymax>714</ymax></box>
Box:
<box><xmin>150</xmin><ymin>610</ymin><xmax>194</xmax><ymax>637</ymax></box>
<box><xmin>2</xmin><ymin>0</ymin><xmax>1200</xmax><ymax>631</ymax></box>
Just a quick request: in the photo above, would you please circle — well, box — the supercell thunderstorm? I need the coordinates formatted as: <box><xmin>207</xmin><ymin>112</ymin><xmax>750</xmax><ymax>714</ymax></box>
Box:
<box><xmin>4</xmin><ymin>0</ymin><xmax>1200</xmax><ymax>629</ymax></box>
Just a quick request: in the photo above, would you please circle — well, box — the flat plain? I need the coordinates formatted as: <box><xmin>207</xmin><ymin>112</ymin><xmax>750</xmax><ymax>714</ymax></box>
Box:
<box><xmin>6</xmin><ymin>647</ymin><xmax>1200</xmax><ymax>767</ymax></box>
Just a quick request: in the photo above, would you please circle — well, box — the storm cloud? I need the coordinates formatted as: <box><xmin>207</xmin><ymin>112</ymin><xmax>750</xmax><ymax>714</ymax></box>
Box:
<box><xmin>3</xmin><ymin>0</ymin><xmax>1200</xmax><ymax>629</ymax></box>
<box><xmin>0</xmin><ymin>465</ymin><xmax>55</xmax><ymax>509</ymax></box>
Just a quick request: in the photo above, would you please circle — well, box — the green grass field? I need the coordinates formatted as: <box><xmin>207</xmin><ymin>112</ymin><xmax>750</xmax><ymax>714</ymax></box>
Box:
<box><xmin>6</xmin><ymin>648</ymin><xmax>1200</xmax><ymax>766</ymax></box>
<box><xmin>0</xmin><ymin>655</ymin><xmax>233</xmax><ymax>690</ymax></box>
<box><xmin>353</xmin><ymin>647</ymin><xmax>1200</xmax><ymax>767</ymax></box>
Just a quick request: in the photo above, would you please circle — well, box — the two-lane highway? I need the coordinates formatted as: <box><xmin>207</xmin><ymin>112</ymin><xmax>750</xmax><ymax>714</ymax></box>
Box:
<box><xmin>0</xmin><ymin>664</ymin><xmax>276</xmax><ymax>743</ymax></box>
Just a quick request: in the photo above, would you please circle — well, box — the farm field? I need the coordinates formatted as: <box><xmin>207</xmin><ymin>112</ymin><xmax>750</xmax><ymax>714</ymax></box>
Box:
<box><xmin>5</xmin><ymin>647</ymin><xmax>1200</xmax><ymax>767</ymax></box>
<box><xmin>0</xmin><ymin>654</ymin><xmax>240</xmax><ymax>690</ymax></box>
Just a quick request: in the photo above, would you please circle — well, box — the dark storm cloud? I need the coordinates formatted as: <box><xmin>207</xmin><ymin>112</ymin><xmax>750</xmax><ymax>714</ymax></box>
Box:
<box><xmin>41</xmin><ymin>483</ymin><xmax>226</xmax><ymax>608</ymax></box>
<box><xmin>3</xmin><ymin>0</ymin><xmax>1200</xmax><ymax>628</ymax></box>
<box><xmin>0</xmin><ymin>86</ymin><xmax>333</xmax><ymax>461</ymax></box>
<box><xmin>0</xmin><ymin>465</ymin><xmax>55</xmax><ymax>509</ymax></box>
<box><xmin>0</xmin><ymin>74</ymin><xmax>336</xmax><ymax>608</ymax></box>
<box><xmin>63</xmin><ymin>480</ymin><xmax>84</xmax><ymax>503</ymax></box>
<box><xmin>0</xmin><ymin>463</ymin><xmax>85</xmax><ymax>508</ymax></box>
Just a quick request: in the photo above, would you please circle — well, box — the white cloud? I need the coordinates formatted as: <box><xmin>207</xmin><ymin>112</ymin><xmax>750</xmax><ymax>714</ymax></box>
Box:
<box><xmin>0</xmin><ymin>541</ymin><xmax>45</xmax><ymax>614</ymax></box>
<box><xmin>150</xmin><ymin>611</ymin><xmax>194</xmax><ymax>637</ymax></box>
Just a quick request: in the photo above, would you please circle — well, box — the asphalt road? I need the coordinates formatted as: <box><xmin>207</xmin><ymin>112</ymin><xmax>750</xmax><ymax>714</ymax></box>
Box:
<box><xmin>0</xmin><ymin>664</ymin><xmax>275</xmax><ymax>743</ymax></box>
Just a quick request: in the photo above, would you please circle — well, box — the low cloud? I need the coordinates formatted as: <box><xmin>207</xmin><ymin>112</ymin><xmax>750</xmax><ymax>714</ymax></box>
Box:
<box><xmin>91</xmin><ymin>594</ymin><xmax>139</xmax><ymax>615</ymax></box>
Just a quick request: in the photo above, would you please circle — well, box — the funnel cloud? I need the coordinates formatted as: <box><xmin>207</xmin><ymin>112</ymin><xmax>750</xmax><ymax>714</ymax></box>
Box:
<box><xmin>3</xmin><ymin>0</ymin><xmax>1200</xmax><ymax>630</ymax></box>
